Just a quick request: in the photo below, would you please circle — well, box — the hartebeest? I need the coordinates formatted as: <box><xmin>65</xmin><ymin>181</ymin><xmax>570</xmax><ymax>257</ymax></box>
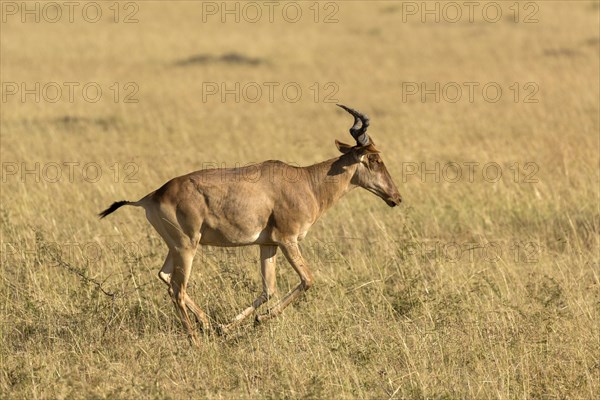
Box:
<box><xmin>99</xmin><ymin>105</ymin><xmax>401</xmax><ymax>345</ymax></box>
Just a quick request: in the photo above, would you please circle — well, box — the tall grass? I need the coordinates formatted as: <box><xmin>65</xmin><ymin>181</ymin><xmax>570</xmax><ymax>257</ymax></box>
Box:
<box><xmin>1</xmin><ymin>2</ymin><xmax>598</xmax><ymax>398</ymax></box>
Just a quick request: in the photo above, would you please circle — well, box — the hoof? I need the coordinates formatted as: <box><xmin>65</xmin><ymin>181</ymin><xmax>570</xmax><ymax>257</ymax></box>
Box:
<box><xmin>254</xmin><ymin>312</ymin><xmax>271</xmax><ymax>324</ymax></box>
<box><xmin>215</xmin><ymin>324</ymin><xmax>231</xmax><ymax>337</ymax></box>
<box><xmin>199</xmin><ymin>322</ymin><xmax>214</xmax><ymax>337</ymax></box>
<box><xmin>188</xmin><ymin>334</ymin><xmax>201</xmax><ymax>347</ymax></box>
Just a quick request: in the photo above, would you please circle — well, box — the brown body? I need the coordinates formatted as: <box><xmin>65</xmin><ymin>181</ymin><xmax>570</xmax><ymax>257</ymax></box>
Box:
<box><xmin>100</xmin><ymin>105</ymin><xmax>402</xmax><ymax>345</ymax></box>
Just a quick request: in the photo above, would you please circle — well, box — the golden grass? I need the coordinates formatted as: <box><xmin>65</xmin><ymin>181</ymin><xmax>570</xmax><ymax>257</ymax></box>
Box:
<box><xmin>1</xmin><ymin>1</ymin><xmax>599</xmax><ymax>398</ymax></box>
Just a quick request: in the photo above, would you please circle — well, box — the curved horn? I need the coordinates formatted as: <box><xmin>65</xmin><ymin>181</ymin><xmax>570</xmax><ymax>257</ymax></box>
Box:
<box><xmin>337</xmin><ymin>104</ymin><xmax>370</xmax><ymax>146</ymax></box>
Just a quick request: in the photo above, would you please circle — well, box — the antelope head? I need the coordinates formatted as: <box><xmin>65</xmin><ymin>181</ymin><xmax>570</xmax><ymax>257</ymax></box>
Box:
<box><xmin>336</xmin><ymin>104</ymin><xmax>402</xmax><ymax>207</ymax></box>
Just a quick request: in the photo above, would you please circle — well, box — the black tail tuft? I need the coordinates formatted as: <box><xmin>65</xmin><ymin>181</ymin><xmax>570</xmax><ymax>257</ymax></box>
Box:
<box><xmin>98</xmin><ymin>201</ymin><xmax>132</xmax><ymax>219</ymax></box>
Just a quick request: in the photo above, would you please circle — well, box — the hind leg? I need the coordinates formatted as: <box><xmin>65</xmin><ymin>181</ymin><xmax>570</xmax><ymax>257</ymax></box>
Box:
<box><xmin>158</xmin><ymin>251</ymin><xmax>210</xmax><ymax>333</ymax></box>
<box><xmin>145</xmin><ymin>202</ymin><xmax>207</xmax><ymax>345</ymax></box>
<box><xmin>169</xmin><ymin>247</ymin><xmax>202</xmax><ymax>346</ymax></box>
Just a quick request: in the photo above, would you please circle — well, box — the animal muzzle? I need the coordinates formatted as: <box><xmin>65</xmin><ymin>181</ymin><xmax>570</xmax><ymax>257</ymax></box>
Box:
<box><xmin>386</xmin><ymin>194</ymin><xmax>402</xmax><ymax>207</ymax></box>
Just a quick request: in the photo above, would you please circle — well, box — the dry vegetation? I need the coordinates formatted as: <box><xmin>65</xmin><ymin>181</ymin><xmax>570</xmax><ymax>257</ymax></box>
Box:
<box><xmin>1</xmin><ymin>1</ymin><xmax>599</xmax><ymax>399</ymax></box>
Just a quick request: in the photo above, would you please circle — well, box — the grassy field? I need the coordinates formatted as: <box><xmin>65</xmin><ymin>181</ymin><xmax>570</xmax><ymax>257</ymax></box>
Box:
<box><xmin>1</xmin><ymin>1</ymin><xmax>599</xmax><ymax>398</ymax></box>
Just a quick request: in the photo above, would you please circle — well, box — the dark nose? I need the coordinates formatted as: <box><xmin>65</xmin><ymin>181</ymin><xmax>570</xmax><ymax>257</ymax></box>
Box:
<box><xmin>387</xmin><ymin>194</ymin><xmax>402</xmax><ymax>207</ymax></box>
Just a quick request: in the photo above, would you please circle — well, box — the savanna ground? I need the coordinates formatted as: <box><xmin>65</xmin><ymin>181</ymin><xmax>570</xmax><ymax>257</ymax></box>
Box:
<box><xmin>1</xmin><ymin>1</ymin><xmax>599</xmax><ymax>399</ymax></box>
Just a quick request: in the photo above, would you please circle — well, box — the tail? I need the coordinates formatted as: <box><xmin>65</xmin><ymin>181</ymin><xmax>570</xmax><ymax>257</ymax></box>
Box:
<box><xmin>98</xmin><ymin>200</ymin><xmax>136</xmax><ymax>219</ymax></box>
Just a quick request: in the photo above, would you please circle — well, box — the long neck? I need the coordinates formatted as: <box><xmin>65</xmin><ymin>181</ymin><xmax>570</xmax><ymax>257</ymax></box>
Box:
<box><xmin>303</xmin><ymin>154</ymin><xmax>358</xmax><ymax>216</ymax></box>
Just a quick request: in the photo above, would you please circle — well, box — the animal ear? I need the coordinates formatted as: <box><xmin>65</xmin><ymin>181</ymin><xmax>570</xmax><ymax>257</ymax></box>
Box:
<box><xmin>356</xmin><ymin>143</ymin><xmax>380</xmax><ymax>156</ymax></box>
<box><xmin>335</xmin><ymin>139</ymin><xmax>354</xmax><ymax>154</ymax></box>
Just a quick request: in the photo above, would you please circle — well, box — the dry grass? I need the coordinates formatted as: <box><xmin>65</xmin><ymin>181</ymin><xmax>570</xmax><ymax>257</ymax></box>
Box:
<box><xmin>1</xmin><ymin>1</ymin><xmax>599</xmax><ymax>399</ymax></box>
